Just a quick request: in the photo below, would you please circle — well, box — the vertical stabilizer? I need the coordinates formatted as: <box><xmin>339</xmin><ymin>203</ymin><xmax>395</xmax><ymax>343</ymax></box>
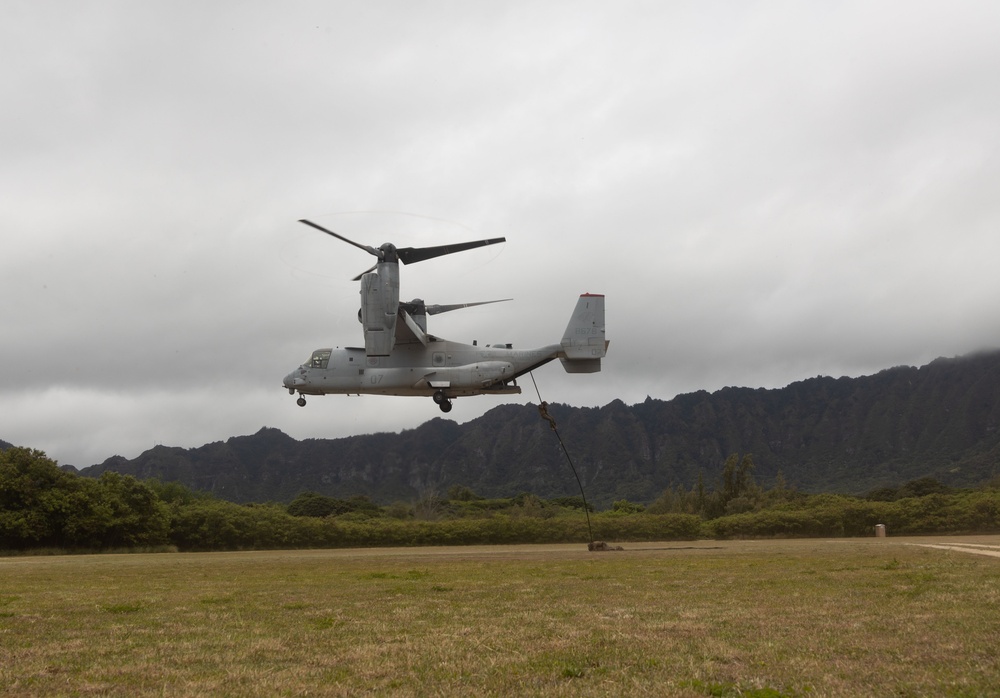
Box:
<box><xmin>560</xmin><ymin>293</ymin><xmax>607</xmax><ymax>372</ymax></box>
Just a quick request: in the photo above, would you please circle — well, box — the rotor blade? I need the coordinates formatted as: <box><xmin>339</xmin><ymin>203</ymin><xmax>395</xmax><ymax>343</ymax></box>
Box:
<box><xmin>299</xmin><ymin>219</ymin><xmax>381</xmax><ymax>258</ymax></box>
<box><xmin>400</xmin><ymin>309</ymin><xmax>430</xmax><ymax>346</ymax></box>
<box><xmin>351</xmin><ymin>263</ymin><xmax>378</xmax><ymax>282</ymax></box>
<box><xmin>424</xmin><ymin>299</ymin><xmax>513</xmax><ymax>315</ymax></box>
<box><xmin>396</xmin><ymin>237</ymin><xmax>505</xmax><ymax>265</ymax></box>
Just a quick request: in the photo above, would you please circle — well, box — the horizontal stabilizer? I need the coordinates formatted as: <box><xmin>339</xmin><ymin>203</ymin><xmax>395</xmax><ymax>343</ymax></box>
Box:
<box><xmin>560</xmin><ymin>357</ymin><xmax>602</xmax><ymax>373</ymax></box>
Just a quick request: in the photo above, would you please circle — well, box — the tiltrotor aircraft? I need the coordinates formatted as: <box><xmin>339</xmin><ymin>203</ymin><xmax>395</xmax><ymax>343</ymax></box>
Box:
<box><xmin>283</xmin><ymin>219</ymin><xmax>608</xmax><ymax>413</ymax></box>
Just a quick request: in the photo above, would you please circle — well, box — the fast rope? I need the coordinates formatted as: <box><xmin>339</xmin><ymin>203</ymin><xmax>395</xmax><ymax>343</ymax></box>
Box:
<box><xmin>530</xmin><ymin>372</ymin><xmax>594</xmax><ymax>545</ymax></box>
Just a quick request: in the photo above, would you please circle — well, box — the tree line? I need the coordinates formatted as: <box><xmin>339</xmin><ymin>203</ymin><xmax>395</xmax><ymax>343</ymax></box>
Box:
<box><xmin>2</xmin><ymin>447</ymin><xmax>998</xmax><ymax>553</ymax></box>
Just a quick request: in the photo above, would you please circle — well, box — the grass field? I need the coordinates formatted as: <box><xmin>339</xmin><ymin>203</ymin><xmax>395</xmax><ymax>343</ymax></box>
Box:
<box><xmin>2</xmin><ymin>536</ymin><xmax>999</xmax><ymax>697</ymax></box>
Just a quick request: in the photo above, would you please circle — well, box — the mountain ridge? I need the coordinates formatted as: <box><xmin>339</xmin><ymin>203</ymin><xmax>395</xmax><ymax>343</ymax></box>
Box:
<box><xmin>56</xmin><ymin>351</ymin><xmax>1000</xmax><ymax>506</ymax></box>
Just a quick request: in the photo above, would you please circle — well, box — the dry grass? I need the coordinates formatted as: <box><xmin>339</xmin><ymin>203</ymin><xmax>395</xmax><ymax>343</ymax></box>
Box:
<box><xmin>2</xmin><ymin>536</ymin><xmax>1000</xmax><ymax>696</ymax></box>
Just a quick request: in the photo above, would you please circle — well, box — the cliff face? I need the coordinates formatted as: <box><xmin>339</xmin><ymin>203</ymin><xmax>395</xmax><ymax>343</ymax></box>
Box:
<box><xmin>76</xmin><ymin>352</ymin><xmax>1000</xmax><ymax>505</ymax></box>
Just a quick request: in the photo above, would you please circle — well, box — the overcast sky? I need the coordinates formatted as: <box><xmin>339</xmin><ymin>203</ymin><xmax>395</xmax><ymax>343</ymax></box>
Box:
<box><xmin>3</xmin><ymin>1</ymin><xmax>999</xmax><ymax>467</ymax></box>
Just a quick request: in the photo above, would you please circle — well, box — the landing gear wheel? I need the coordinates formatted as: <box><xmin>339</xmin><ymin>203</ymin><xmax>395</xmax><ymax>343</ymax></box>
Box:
<box><xmin>296</xmin><ymin>396</ymin><xmax>307</xmax><ymax>407</ymax></box>
<box><xmin>432</xmin><ymin>390</ymin><xmax>446</xmax><ymax>405</ymax></box>
<box><xmin>439</xmin><ymin>399</ymin><xmax>453</xmax><ymax>413</ymax></box>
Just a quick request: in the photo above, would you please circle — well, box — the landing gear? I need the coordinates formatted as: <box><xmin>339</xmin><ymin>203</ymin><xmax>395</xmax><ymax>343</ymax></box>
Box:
<box><xmin>432</xmin><ymin>390</ymin><xmax>453</xmax><ymax>413</ymax></box>
<box><xmin>296</xmin><ymin>396</ymin><xmax>307</xmax><ymax>407</ymax></box>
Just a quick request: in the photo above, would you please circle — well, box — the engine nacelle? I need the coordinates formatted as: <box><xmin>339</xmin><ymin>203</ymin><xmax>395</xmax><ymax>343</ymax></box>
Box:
<box><xmin>360</xmin><ymin>270</ymin><xmax>398</xmax><ymax>356</ymax></box>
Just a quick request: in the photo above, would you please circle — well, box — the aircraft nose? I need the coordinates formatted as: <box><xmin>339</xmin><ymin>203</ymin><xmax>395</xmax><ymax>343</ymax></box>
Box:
<box><xmin>284</xmin><ymin>369</ymin><xmax>307</xmax><ymax>394</ymax></box>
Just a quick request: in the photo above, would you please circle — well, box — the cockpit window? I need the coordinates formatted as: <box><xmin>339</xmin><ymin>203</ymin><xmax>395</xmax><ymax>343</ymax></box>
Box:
<box><xmin>307</xmin><ymin>350</ymin><xmax>331</xmax><ymax>369</ymax></box>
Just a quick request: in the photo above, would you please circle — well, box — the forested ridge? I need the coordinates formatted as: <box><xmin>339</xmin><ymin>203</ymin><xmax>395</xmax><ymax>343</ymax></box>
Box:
<box><xmin>54</xmin><ymin>350</ymin><xmax>1000</xmax><ymax>506</ymax></box>
<box><xmin>4</xmin><ymin>350</ymin><xmax>1000</xmax><ymax>552</ymax></box>
<box><xmin>2</xmin><ymin>447</ymin><xmax>999</xmax><ymax>552</ymax></box>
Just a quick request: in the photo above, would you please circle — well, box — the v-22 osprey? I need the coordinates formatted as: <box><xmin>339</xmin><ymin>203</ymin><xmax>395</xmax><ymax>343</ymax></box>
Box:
<box><xmin>282</xmin><ymin>219</ymin><xmax>608</xmax><ymax>413</ymax></box>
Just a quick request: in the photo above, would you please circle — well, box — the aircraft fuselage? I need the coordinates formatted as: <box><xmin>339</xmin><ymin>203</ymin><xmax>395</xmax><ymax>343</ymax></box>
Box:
<box><xmin>283</xmin><ymin>292</ymin><xmax>606</xmax><ymax>412</ymax></box>
<box><xmin>283</xmin><ymin>339</ymin><xmax>562</xmax><ymax>399</ymax></box>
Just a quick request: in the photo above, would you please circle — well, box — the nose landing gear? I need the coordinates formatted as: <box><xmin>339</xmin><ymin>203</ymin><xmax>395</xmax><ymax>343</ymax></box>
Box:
<box><xmin>296</xmin><ymin>396</ymin><xmax>307</xmax><ymax>407</ymax></box>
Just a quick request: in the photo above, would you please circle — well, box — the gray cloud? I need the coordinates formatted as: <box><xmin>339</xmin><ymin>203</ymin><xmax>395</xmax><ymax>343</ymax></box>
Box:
<box><xmin>3</xmin><ymin>1</ymin><xmax>1000</xmax><ymax>466</ymax></box>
